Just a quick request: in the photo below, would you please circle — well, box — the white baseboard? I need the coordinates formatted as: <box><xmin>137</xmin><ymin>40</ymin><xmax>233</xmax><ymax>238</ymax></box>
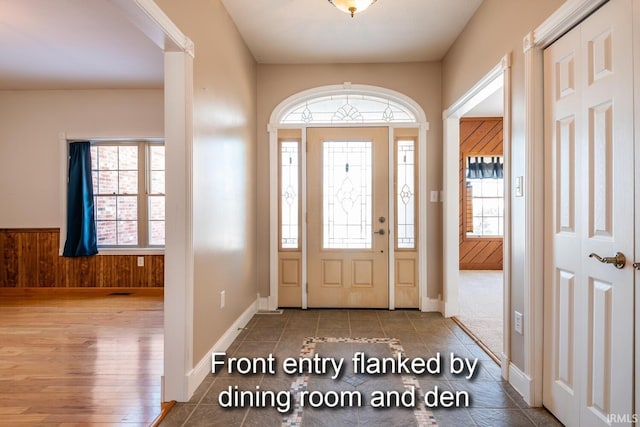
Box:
<box><xmin>508</xmin><ymin>362</ymin><xmax>533</xmax><ymax>405</ymax></box>
<box><xmin>185</xmin><ymin>299</ymin><xmax>258</xmax><ymax>399</ymax></box>
<box><xmin>422</xmin><ymin>297</ymin><xmax>444</xmax><ymax>313</ymax></box>
<box><xmin>258</xmin><ymin>295</ymin><xmax>269</xmax><ymax>311</ymax></box>
<box><xmin>500</xmin><ymin>352</ymin><xmax>509</xmax><ymax>381</ymax></box>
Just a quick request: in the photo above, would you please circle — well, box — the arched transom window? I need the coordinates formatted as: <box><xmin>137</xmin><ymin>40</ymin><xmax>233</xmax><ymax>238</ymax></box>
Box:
<box><xmin>280</xmin><ymin>94</ymin><xmax>417</xmax><ymax>125</ymax></box>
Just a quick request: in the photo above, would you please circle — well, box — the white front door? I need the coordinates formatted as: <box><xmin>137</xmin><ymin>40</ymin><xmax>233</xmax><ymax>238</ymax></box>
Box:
<box><xmin>306</xmin><ymin>127</ymin><xmax>389</xmax><ymax>308</ymax></box>
<box><xmin>543</xmin><ymin>1</ymin><xmax>635</xmax><ymax>426</ymax></box>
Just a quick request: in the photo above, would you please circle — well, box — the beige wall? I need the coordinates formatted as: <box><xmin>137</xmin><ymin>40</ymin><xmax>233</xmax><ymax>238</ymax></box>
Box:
<box><xmin>0</xmin><ymin>89</ymin><xmax>163</xmax><ymax>227</ymax></box>
<box><xmin>155</xmin><ymin>0</ymin><xmax>258</xmax><ymax>365</ymax></box>
<box><xmin>256</xmin><ymin>62</ymin><xmax>443</xmax><ymax>300</ymax></box>
<box><xmin>442</xmin><ymin>0</ymin><xmax>564</xmax><ymax>369</ymax></box>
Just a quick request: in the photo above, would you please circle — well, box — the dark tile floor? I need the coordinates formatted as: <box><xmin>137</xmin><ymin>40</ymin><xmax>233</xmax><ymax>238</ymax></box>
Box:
<box><xmin>161</xmin><ymin>309</ymin><xmax>563</xmax><ymax>427</ymax></box>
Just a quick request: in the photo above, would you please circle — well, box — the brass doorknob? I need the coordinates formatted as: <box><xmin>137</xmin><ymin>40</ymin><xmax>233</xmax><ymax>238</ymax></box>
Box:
<box><xmin>589</xmin><ymin>252</ymin><xmax>626</xmax><ymax>269</ymax></box>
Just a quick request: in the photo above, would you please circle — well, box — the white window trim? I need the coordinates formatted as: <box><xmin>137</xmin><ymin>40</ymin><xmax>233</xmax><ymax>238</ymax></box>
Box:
<box><xmin>58</xmin><ymin>133</ymin><xmax>165</xmax><ymax>256</ymax></box>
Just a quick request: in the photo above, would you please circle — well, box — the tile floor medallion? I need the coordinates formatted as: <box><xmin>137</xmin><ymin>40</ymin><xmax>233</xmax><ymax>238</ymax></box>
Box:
<box><xmin>161</xmin><ymin>309</ymin><xmax>563</xmax><ymax>427</ymax></box>
<box><xmin>281</xmin><ymin>337</ymin><xmax>438</xmax><ymax>427</ymax></box>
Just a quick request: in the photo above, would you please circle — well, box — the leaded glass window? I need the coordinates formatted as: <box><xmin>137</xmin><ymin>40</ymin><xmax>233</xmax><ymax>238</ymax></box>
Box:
<box><xmin>323</xmin><ymin>141</ymin><xmax>373</xmax><ymax>249</ymax></box>
<box><xmin>396</xmin><ymin>139</ymin><xmax>416</xmax><ymax>249</ymax></box>
<box><xmin>280</xmin><ymin>141</ymin><xmax>300</xmax><ymax>249</ymax></box>
<box><xmin>281</xmin><ymin>94</ymin><xmax>416</xmax><ymax>125</ymax></box>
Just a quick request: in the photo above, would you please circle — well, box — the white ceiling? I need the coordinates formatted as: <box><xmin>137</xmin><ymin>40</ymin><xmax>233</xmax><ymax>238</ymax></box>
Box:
<box><xmin>220</xmin><ymin>0</ymin><xmax>483</xmax><ymax>64</ymax></box>
<box><xmin>0</xmin><ymin>0</ymin><xmax>484</xmax><ymax>90</ymax></box>
<box><xmin>0</xmin><ymin>0</ymin><xmax>163</xmax><ymax>89</ymax></box>
<box><xmin>465</xmin><ymin>86</ymin><xmax>504</xmax><ymax>117</ymax></box>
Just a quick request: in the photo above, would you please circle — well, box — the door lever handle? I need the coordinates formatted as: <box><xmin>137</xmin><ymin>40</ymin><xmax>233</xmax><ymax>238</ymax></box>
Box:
<box><xmin>373</xmin><ymin>229</ymin><xmax>386</xmax><ymax>236</ymax></box>
<box><xmin>589</xmin><ymin>252</ymin><xmax>626</xmax><ymax>269</ymax></box>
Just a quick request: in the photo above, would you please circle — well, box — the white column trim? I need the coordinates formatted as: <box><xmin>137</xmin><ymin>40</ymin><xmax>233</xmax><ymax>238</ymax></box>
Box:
<box><xmin>268</xmin><ymin>126</ymin><xmax>279</xmax><ymax>311</ymax></box>
<box><xmin>388</xmin><ymin>127</ymin><xmax>396</xmax><ymax>310</ymax></box>
<box><xmin>162</xmin><ymin>50</ymin><xmax>194</xmax><ymax>402</ymax></box>
<box><xmin>301</xmin><ymin>128</ymin><xmax>308</xmax><ymax>309</ymax></box>
<box><xmin>417</xmin><ymin>122</ymin><xmax>429</xmax><ymax>312</ymax></box>
<box><xmin>501</xmin><ymin>54</ymin><xmax>513</xmax><ymax>382</ymax></box>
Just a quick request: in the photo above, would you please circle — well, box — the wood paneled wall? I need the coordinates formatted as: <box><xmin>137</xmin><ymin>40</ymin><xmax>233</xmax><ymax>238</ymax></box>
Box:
<box><xmin>459</xmin><ymin>118</ymin><xmax>503</xmax><ymax>270</ymax></box>
<box><xmin>0</xmin><ymin>229</ymin><xmax>164</xmax><ymax>288</ymax></box>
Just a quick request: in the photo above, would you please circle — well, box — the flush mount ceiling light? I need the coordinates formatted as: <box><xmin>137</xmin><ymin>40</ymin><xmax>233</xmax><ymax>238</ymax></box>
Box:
<box><xmin>328</xmin><ymin>0</ymin><xmax>378</xmax><ymax>18</ymax></box>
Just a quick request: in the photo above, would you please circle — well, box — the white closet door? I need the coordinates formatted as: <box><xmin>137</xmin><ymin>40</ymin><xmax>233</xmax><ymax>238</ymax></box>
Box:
<box><xmin>544</xmin><ymin>1</ymin><xmax>635</xmax><ymax>426</ymax></box>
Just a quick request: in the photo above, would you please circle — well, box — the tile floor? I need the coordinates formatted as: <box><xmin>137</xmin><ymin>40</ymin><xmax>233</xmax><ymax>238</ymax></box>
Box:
<box><xmin>161</xmin><ymin>309</ymin><xmax>562</xmax><ymax>427</ymax></box>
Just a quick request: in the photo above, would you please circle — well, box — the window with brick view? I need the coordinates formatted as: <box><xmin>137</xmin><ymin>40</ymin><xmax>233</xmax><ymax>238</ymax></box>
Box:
<box><xmin>90</xmin><ymin>142</ymin><xmax>165</xmax><ymax>248</ymax></box>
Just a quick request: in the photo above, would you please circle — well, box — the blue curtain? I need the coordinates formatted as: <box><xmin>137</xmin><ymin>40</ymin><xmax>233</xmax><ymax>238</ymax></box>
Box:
<box><xmin>467</xmin><ymin>156</ymin><xmax>503</xmax><ymax>179</ymax></box>
<box><xmin>63</xmin><ymin>141</ymin><xmax>98</xmax><ymax>257</ymax></box>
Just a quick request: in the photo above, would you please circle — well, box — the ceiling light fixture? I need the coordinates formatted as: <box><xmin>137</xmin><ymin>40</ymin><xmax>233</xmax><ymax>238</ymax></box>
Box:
<box><xmin>328</xmin><ymin>0</ymin><xmax>378</xmax><ymax>18</ymax></box>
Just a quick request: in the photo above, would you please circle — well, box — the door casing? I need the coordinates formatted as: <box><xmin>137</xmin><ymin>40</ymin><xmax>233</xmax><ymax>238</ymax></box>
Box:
<box><xmin>267</xmin><ymin>84</ymin><xmax>429</xmax><ymax>311</ymax></box>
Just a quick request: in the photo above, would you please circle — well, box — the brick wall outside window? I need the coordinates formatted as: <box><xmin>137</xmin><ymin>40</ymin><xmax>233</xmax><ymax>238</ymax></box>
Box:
<box><xmin>90</xmin><ymin>143</ymin><xmax>165</xmax><ymax>247</ymax></box>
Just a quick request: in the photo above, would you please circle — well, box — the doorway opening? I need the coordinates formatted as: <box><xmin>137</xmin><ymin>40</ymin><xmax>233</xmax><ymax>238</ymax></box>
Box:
<box><xmin>443</xmin><ymin>55</ymin><xmax>511</xmax><ymax>374</ymax></box>
<box><xmin>455</xmin><ymin>100</ymin><xmax>505</xmax><ymax>363</ymax></box>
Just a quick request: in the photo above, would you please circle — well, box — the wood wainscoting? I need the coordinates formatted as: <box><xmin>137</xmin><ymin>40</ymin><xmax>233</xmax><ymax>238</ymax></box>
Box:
<box><xmin>459</xmin><ymin>117</ymin><xmax>503</xmax><ymax>270</ymax></box>
<box><xmin>0</xmin><ymin>228</ymin><xmax>164</xmax><ymax>288</ymax></box>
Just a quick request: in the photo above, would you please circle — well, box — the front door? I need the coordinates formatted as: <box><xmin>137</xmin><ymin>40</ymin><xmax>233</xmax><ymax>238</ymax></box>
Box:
<box><xmin>307</xmin><ymin>127</ymin><xmax>389</xmax><ymax>308</ymax></box>
<box><xmin>543</xmin><ymin>1</ymin><xmax>634</xmax><ymax>425</ymax></box>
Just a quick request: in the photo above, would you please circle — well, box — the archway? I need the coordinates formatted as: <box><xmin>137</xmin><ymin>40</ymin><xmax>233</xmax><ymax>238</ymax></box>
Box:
<box><xmin>266</xmin><ymin>83</ymin><xmax>430</xmax><ymax>311</ymax></box>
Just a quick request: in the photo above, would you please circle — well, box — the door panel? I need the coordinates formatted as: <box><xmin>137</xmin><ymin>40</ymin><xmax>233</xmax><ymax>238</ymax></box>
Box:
<box><xmin>580</xmin><ymin>2</ymin><xmax>633</xmax><ymax>424</ymax></box>
<box><xmin>544</xmin><ymin>23</ymin><xmax>582</xmax><ymax>427</ymax></box>
<box><xmin>307</xmin><ymin>127</ymin><xmax>389</xmax><ymax>308</ymax></box>
<box><xmin>544</xmin><ymin>1</ymin><xmax>634</xmax><ymax>426</ymax></box>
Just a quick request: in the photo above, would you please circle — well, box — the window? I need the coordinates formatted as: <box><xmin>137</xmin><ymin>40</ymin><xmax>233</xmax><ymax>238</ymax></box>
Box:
<box><xmin>465</xmin><ymin>156</ymin><xmax>504</xmax><ymax>237</ymax></box>
<box><xmin>279</xmin><ymin>140</ymin><xmax>300</xmax><ymax>250</ymax></box>
<box><xmin>90</xmin><ymin>141</ymin><xmax>165</xmax><ymax>248</ymax></box>
<box><xmin>322</xmin><ymin>140</ymin><xmax>373</xmax><ymax>249</ymax></box>
<box><xmin>396</xmin><ymin>139</ymin><xmax>416</xmax><ymax>249</ymax></box>
<box><xmin>280</xmin><ymin>94</ymin><xmax>416</xmax><ymax>125</ymax></box>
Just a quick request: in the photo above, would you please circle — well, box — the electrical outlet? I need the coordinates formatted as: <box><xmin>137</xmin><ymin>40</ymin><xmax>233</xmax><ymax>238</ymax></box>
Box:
<box><xmin>137</xmin><ymin>256</ymin><xmax>144</xmax><ymax>267</ymax></box>
<box><xmin>220</xmin><ymin>291</ymin><xmax>225</xmax><ymax>309</ymax></box>
<box><xmin>514</xmin><ymin>311</ymin><xmax>523</xmax><ymax>335</ymax></box>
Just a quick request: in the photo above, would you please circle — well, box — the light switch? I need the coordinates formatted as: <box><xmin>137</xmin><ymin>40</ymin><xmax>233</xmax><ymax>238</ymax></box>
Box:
<box><xmin>430</xmin><ymin>191</ymin><xmax>438</xmax><ymax>203</ymax></box>
<box><xmin>514</xmin><ymin>311</ymin><xmax>523</xmax><ymax>334</ymax></box>
<box><xmin>515</xmin><ymin>176</ymin><xmax>524</xmax><ymax>197</ymax></box>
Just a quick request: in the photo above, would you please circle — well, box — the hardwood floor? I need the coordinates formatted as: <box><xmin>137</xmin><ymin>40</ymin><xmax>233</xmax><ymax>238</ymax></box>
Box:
<box><xmin>0</xmin><ymin>291</ymin><xmax>163</xmax><ymax>426</ymax></box>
